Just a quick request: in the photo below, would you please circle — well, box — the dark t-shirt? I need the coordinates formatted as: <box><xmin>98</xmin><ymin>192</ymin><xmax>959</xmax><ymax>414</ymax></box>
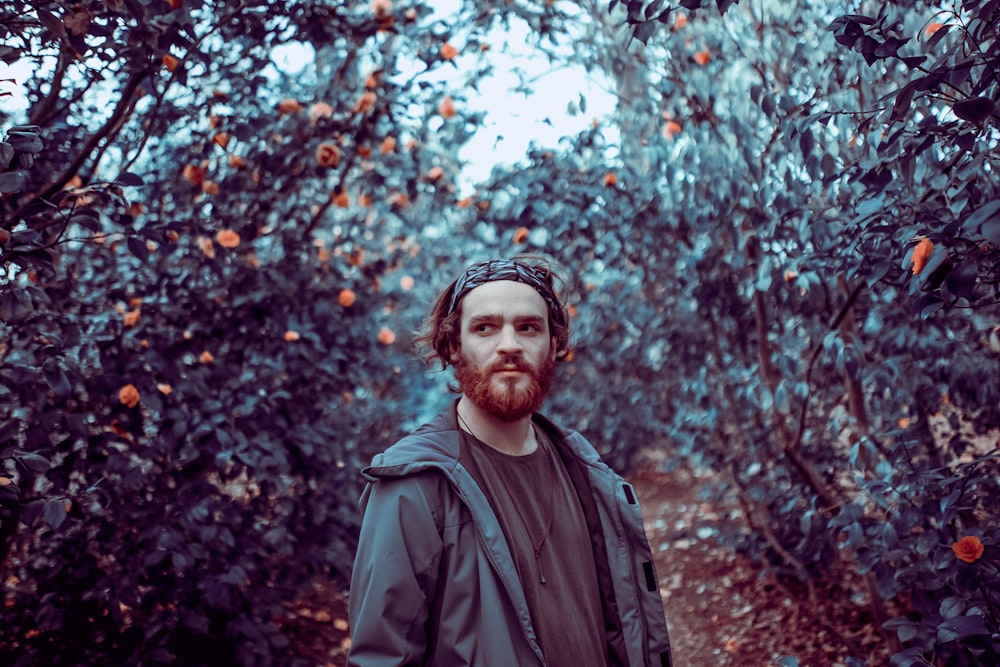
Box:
<box><xmin>460</xmin><ymin>426</ymin><xmax>608</xmax><ymax>667</ymax></box>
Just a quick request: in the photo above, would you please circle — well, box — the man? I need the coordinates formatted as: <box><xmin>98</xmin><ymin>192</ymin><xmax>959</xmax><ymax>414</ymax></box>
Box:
<box><xmin>347</xmin><ymin>258</ymin><xmax>673</xmax><ymax>667</ymax></box>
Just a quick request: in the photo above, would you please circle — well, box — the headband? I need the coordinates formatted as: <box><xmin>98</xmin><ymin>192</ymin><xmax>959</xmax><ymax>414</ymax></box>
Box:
<box><xmin>447</xmin><ymin>259</ymin><xmax>561</xmax><ymax>318</ymax></box>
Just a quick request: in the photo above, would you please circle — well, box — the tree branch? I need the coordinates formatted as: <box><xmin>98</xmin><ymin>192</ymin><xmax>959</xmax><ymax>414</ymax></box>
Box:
<box><xmin>8</xmin><ymin>68</ymin><xmax>147</xmax><ymax>229</ymax></box>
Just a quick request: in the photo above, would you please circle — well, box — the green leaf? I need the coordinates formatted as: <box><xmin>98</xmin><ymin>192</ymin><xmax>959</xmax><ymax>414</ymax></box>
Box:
<box><xmin>964</xmin><ymin>199</ymin><xmax>1000</xmax><ymax>242</ymax></box>
<box><xmin>36</xmin><ymin>8</ymin><xmax>66</xmax><ymax>38</ymax></box>
<box><xmin>18</xmin><ymin>453</ymin><xmax>51</xmax><ymax>473</ymax></box>
<box><xmin>127</xmin><ymin>236</ymin><xmax>150</xmax><ymax>261</ymax></box>
<box><xmin>6</xmin><ymin>130</ymin><xmax>44</xmax><ymax>153</ymax></box>
<box><xmin>42</xmin><ymin>358</ymin><xmax>72</xmax><ymax>398</ymax></box>
<box><xmin>0</xmin><ymin>478</ymin><xmax>18</xmax><ymax>502</ymax></box>
<box><xmin>0</xmin><ymin>170</ymin><xmax>26</xmax><ymax>193</ymax></box>
<box><xmin>117</xmin><ymin>172</ymin><xmax>145</xmax><ymax>186</ymax></box>
<box><xmin>937</xmin><ymin>614</ymin><xmax>988</xmax><ymax>643</ymax></box>
<box><xmin>952</xmin><ymin>97</ymin><xmax>995</xmax><ymax>124</ymax></box>
<box><xmin>44</xmin><ymin>498</ymin><xmax>68</xmax><ymax>530</ymax></box>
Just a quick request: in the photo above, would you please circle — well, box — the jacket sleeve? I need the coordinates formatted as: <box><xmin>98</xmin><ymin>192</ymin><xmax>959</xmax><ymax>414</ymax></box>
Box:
<box><xmin>346</xmin><ymin>475</ymin><xmax>444</xmax><ymax>667</ymax></box>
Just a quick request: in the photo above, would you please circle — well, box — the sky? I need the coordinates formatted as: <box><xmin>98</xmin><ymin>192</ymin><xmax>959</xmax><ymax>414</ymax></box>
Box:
<box><xmin>268</xmin><ymin>6</ymin><xmax>617</xmax><ymax>193</ymax></box>
<box><xmin>1</xmin><ymin>4</ymin><xmax>617</xmax><ymax>196</ymax></box>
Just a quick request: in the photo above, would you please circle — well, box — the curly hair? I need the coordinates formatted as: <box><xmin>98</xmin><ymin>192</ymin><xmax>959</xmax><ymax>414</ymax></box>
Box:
<box><xmin>413</xmin><ymin>257</ymin><xmax>571</xmax><ymax>369</ymax></box>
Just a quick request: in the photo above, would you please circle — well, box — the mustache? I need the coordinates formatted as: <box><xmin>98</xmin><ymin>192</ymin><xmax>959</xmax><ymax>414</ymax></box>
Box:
<box><xmin>489</xmin><ymin>357</ymin><xmax>534</xmax><ymax>374</ymax></box>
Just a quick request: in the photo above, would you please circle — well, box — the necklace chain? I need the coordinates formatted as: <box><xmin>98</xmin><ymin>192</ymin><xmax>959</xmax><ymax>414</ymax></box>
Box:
<box><xmin>457</xmin><ymin>407</ymin><xmax>555</xmax><ymax>584</ymax></box>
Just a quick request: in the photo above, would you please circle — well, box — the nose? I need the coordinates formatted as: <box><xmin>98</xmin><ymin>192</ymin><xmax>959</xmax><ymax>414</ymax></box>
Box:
<box><xmin>495</xmin><ymin>324</ymin><xmax>524</xmax><ymax>354</ymax></box>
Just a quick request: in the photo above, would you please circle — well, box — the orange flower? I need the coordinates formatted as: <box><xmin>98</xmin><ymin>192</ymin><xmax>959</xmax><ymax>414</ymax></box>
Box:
<box><xmin>339</xmin><ymin>289</ymin><xmax>357</xmax><ymax>307</ymax></box>
<box><xmin>662</xmin><ymin>120</ymin><xmax>682</xmax><ymax>139</ymax></box>
<box><xmin>387</xmin><ymin>192</ymin><xmax>409</xmax><ymax>208</ymax></box>
<box><xmin>202</xmin><ymin>180</ymin><xmax>219</xmax><ymax>195</ymax></box>
<box><xmin>118</xmin><ymin>384</ymin><xmax>140</xmax><ymax>408</ymax></box>
<box><xmin>316</xmin><ymin>142</ymin><xmax>341</xmax><ymax>167</ymax></box>
<box><xmin>440</xmin><ymin>42</ymin><xmax>458</xmax><ymax>60</ymax></box>
<box><xmin>953</xmin><ymin>536</ymin><xmax>985</xmax><ymax>563</ymax></box>
<box><xmin>162</xmin><ymin>54</ymin><xmax>180</xmax><ymax>72</ymax></box>
<box><xmin>309</xmin><ymin>102</ymin><xmax>334</xmax><ymax>124</ymax></box>
<box><xmin>456</xmin><ymin>197</ymin><xmax>473</xmax><ymax>209</ymax></box>
<box><xmin>157</xmin><ymin>383</ymin><xmax>172</xmax><ymax>395</ymax></box>
<box><xmin>426</xmin><ymin>166</ymin><xmax>444</xmax><ymax>182</ymax></box>
<box><xmin>332</xmin><ymin>192</ymin><xmax>350</xmax><ymax>208</ymax></box>
<box><xmin>438</xmin><ymin>96</ymin><xmax>457</xmax><ymax>119</ymax></box>
<box><xmin>277</xmin><ymin>98</ymin><xmax>303</xmax><ymax>114</ymax></box>
<box><xmin>378</xmin><ymin>326</ymin><xmax>396</xmax><ymax>345</ymax></box>
<box><xmin>911</xmin><ymin>237</ymin><xmax>934</xmax><ymax>275</ymax></box>
<box><xmin>199</xmin><ymin>350</ymin><xmax>214</xmax><ymax>364</ymax></box>
<box><xmin>365</xmin><ymin>72</ymin><xmax>379</xmax><ymax>89</ymax></box>
<box><xmin>603</xmin><ymin>172</ymin><xmax>618</xmax><ymax>187</ymax></box>
<box><xmin>400</xmin><ymin>276</ymin><xmax>414</xmax><ymax>291</ymax></box>
<box><xmin>197</xmin><ymin>236</ymin><xmax>216</xmax><ymax>259</ymax></box>
<box><xmin>357</xmin><ymin>145</ymin><xmax>373</xmax><ymax>158</ymax></box>
<box><xmin>379</xmin><ymin>136</ymin><xmax>397</xmax><ymax>154</ymax></box>
<box><xmin>925</xmin><ymin>22</ymin><xmax>944</xmax><ymax>37</ymax></box>
<box><xmin>358</xmin><ymin>194</ymin><xmax>373</xmax><ymax>208</ymax></box>
<box><xmin>372</xmin><ymin>0</ymin><xmax>392</xmax><ymax>19</ymax></box>
<box><xmin>123</xmin><ymin>308</ymin><xmax>141</xmax><ymax>328</ymax></box>
<box><xmin>213</xmin><ymin>132</ymin><xmax>230</xmax><ymax>149</ymax></box>
<box><xmin>215</xmin><ymin>229</ymin><xmax>240</xmax><ymax>248</ymax></box>
<box><xmin>694</xmin><ymin>50</ymin><xmax>712</xmax><ymax>66</ymax></box>
<box><xmin>784</xmin><ymin>270</ymin><xmax>799</xmax><ymax>282</ymax></box>
<box><xmin>182</xmin><ymin>163</ymin><xmax>205</xmax><ymax>185</ymax></box>
<box><xmin>674</xmin><ymin>13</ymin><xmax>688</xmax><ymax>29</ymax></box>
<box><xmin>513</xmin><ymin>227</ymin><xmax>529</xmax><ymax>244</ymax></box>
<box><xmin>228</xmin><ymin>154</ymin><xmax>246</xmax><ymax>168</ymax></box>
<box><xmin>284</xmin><ymin>330</ymin><xmax>301</xmax><ymax>342</ymax></box>
<box><xmin>354</xmin><ymin>91</ymin><xmax>377</xmax><ymax>114</ymax></box>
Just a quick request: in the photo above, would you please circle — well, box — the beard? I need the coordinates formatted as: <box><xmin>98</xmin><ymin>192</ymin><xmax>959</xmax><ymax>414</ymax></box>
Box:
<box><xmin>454</xmin><ymin>352</ymin><xmax>555</xmax><ymax>422</ymax></box>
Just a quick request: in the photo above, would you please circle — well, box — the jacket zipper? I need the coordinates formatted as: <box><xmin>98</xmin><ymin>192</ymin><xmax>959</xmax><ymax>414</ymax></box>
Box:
<box><xmin>459</xmin><ymin>491</ymin><xmax>547</xmax><ymax>666</ymax></box>
<box><xmin>613</xmin><ymin>472</ymin><xmax>652</xmax><ymax>666</ymax></box>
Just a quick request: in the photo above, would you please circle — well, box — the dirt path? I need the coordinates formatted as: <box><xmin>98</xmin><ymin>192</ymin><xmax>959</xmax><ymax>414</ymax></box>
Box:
<box><xmin>633</xmin><ymin>466</ymin><xmax>887</xmax><ymax>667</ymax></box>
<box><xmin>284</xmin><ymin>467</ymin><xmax>888</xmax><ymax>666</ymax></box>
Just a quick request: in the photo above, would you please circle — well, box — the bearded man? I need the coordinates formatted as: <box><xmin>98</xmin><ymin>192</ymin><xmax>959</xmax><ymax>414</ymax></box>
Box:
<box><xmin>347</xmin><ymin>258</ymin><xmax>673</xmax><ymax>667</ymax></box>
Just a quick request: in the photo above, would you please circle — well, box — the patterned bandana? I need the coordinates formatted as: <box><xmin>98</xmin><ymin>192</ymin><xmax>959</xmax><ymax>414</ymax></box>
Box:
<box><xmin>447</xmin><ymin>259</ymin><xmax>560</xmax><ymax>317</ymax></box>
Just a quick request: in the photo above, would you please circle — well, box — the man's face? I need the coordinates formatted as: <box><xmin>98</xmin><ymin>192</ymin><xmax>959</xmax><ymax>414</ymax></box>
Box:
<box><xmin>454</xmin><ymin>280</ymin><xmax>556</xmax><ymax>422</ymax></box>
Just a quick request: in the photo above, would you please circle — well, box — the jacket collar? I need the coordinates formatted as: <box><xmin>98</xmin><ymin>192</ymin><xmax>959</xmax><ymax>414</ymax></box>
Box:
<box><xmin>363</xmin><ymin>400</ymin><xmax>602</xmax><ymax>480</ymax></box>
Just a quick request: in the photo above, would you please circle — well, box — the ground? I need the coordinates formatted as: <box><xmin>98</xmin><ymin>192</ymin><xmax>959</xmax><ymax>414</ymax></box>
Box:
<box><xmin>280</xmin><ymin>467</ymin><xmax>891</xmax><ymax>666</ymax></box>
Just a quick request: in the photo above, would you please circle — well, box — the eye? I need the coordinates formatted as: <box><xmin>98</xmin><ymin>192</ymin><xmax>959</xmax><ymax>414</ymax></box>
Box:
<box><xmin>474</xmin><ymin>323</ymin><xmax>495</xmax><ymax>334</ymax></box>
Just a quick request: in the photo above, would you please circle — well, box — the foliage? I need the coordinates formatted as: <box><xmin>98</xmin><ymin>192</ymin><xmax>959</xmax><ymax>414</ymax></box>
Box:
<box><xmin>2</xmin><ymin>0</ymin><xmax>1000</xmax><ymax>665</ymax></box>
<box><xmin>0</xmin><ymin>0</ymin><xmax>575</xmax><ymax>664</ymax></box>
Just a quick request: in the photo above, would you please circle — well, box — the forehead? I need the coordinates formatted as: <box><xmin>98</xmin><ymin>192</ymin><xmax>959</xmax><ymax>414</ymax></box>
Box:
<box><xmin>459</xmin><ymin>280</ymin><xmax>548</xmax><ymax>321</ymax></box>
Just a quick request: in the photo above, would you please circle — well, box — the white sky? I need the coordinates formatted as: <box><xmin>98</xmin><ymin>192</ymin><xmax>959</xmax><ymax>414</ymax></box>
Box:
<box><xmin>2</xmin><ymin>6</ymin><xmax>617</xmax><ymax>195</ymax></box>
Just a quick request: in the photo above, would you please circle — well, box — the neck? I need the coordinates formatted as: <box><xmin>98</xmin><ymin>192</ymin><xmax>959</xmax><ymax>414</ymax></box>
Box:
<box><xmin>457</xmin><ymin>397</ymin><xmax>537</xmax><ymax>456</ymax></box>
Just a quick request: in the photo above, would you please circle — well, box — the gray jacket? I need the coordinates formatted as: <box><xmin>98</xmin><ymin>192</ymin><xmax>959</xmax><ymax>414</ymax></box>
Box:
<box><xmin>347</xmin><ymin>406</ymin><xmax>673</xmax><ymax>667</ymax></box>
